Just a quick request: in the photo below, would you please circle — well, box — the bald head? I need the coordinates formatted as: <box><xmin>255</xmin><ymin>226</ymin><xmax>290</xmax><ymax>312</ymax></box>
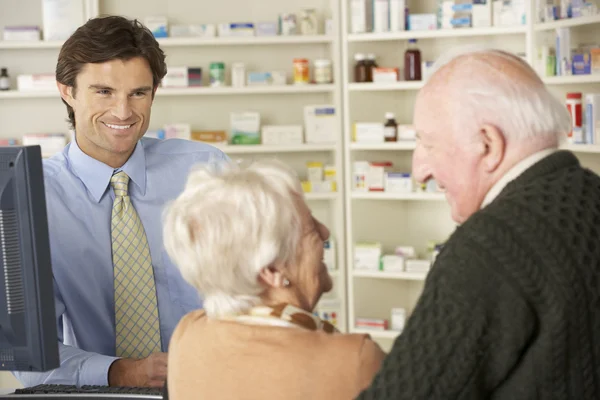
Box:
<box><xmin>416</xmin><ymin>48</ymin><xmax>570</xmax><ymax>148</ymax></box>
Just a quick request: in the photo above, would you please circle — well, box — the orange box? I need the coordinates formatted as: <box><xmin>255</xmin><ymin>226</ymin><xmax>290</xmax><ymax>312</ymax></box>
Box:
<box><xmin>191</xmin><ymin>130</ymin><xmax>227</xmax><ymax>144</ymax></box>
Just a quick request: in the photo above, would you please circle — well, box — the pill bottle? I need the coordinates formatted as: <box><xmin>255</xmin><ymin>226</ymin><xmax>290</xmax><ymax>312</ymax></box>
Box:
<box><xmin>293</xmin><ymin>58</ymin><xmax>310</xmax><ymax>84</ymax></box>
<box><xmin>209</xmin><ymin>62</ymin><xmax>225</xmax><ymax>87</ymax></box>
<box><xmin>314</xmin><ymin>59</ymin><xmax>332</xmax><ymax>84</ymax></box>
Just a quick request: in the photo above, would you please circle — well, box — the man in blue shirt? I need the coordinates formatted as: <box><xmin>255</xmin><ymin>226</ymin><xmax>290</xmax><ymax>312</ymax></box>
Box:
<box><xmin>13</xmin><ymin>15</ymin><xmax>227</xmax><ymax>388</ymax></box>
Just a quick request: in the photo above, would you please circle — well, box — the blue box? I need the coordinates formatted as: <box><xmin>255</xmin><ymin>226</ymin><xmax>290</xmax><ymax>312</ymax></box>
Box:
<box><xmin>572</xmin><ymin>53</ymin><xmax>591</xmax><ymax>75</ymax></box>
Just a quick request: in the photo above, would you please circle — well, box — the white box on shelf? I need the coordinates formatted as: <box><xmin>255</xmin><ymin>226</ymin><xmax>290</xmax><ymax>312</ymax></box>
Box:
<box><xmin>350</xmin><ymin>0</ymin><xmax>367</xmax><ymax>33</ymax></box>
<box><xmin>408</xmin><ymin>14</ymin><xmax>437</xmax><ymax>30</ymax></box>
<box><xmin>17</xmin><ymin>74</ymin><xmax>56</xmax><ymax>91</ymax></box>
<box><xmin>373</xmin><ymin>0</ymin><xmax>390</xmax><ymax>32</ymax></box>
<box><xmin>3</xmin><ymin>27</ymin><xmax>41</xmax><ymax>41</ymax></box>
<box><xmin>472</xmin><ymin>1</ymin><xmax>492</xmax><ymax>27</ymax></box>
<box><xmin>170</xmin><ymin>24</ymin><xmax>216</xmax><ymax>37</ymax></box>
<box><xmin>23</xmin><ymin>133</ymin><xmax>67</xmax><ymax>157</ymax></box>
<box><xmin>389</xmin><ymin>0</ymin><xmax>407</xmax><ymax>31</ymax></box>
<box><xmin>382</xmin><ymin>255</ymin><xmax>404</xmax><ymax>272</ymax></box>
<box><xmin>42</xmin><ymin>0</ymin><xmax>85</xmax><ymax>41</ymax></box>
<box><xmin>492</xmin><ymin>0</ymin><xmax>526</xmax><ymax>26</ymax></box>
<box><xmin>405</xmin><ymin>259</ymin><xmax>431</xmax><ymax>273</ymax></box>
<box><xmin>218</xmin><ymin>23</ymin><xmax>255</xmax><ymax>37</ymax></box>
<box><xmin>162</xmin><ymin>67</ymin><xmax>188</xmax><ymax>88</ymax></box>
<box><xmin>585</xmin><ymin>94</ymin><xmax>600</xmax><ymax>144</ymax></box>
<box><xmin>398</xmin><ymin>125</ymin><xmax>417</xmax><ymax>141</ymax></box>
<box><xmin>164</xmin><ymin>123</ymin><xmax>191</xmax><ymax>140</ymax></box>
<box><xmin>354</xmin><ymin>123</ymin><xmax>385</xmax><ymax>143</ymax></box>
<box><xmin>354</xmin><ymin>242</ymin><xmax>382</xmax><ymax>270</ymax></box>
<box><xmin>385</xmin><ymin>172</ymin><xmax>413</xmax><ymax>192</ymax></box>
<box><xmin>304</xmin><ymin>105</ymin><xmax>337</xmax><ymax>144</ymax></box>
<box><xmin>145</xmin><ymin>16</ymin><xmax>168</xmax><ymax>38</ymax></box>
<box><xmin>261</xmin><ymin>125</ymin><xmax>303</xmax><ymax>145</ymax></box>
<box><xmin>353</xmin><ymin>161</ymin><xmax>370</xmax><ymax>192</ymax></box>
<box><xmin>391</xmin><ymin>308</ymin><xmax>406</xmax><ymax>331</ymax></box>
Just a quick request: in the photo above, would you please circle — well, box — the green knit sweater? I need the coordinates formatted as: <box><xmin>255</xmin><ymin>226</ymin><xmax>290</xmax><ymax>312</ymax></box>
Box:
<box><xmin>358</xmin><ymin>151</ymin><xmax>600</xmax><ymax>399</ymax></box>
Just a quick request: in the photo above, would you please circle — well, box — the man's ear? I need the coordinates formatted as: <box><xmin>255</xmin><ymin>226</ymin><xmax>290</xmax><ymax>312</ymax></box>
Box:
<box><xmin>478</xmin><ymin>124</ymin><xmax>505</xmax><ymax>173</ymax></box>
<box><xmin>258</xmin><ymin>264</ymin><xmax>286</xmax><ymax>288</ymax></box>
<box><xmin>57</xmin><ymin>82</ymin><xmax>74</xmax><ymax>107</ymax></box>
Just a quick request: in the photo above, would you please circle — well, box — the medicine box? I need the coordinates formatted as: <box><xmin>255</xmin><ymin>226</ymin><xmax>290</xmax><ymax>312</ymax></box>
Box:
<box><xmin>304</xmin><ymin>105</ymin><xmax>337</xmax><ymax>144</ymax></box>
<box><xmin>170</xmin><ymin>24</ymin><xmax>216</xmax><ymax>37</ymax></box>
<box><xmin>42</xmin><ymin>0</ymin><xmax>85</xmax><ymax>41</ymax></box>
<box><xmin>22</xmin><ymin>133</ymin><xmax>67</xmax><ymax>157</ymax></box>
<box><xmin>324</xmin><ymin>239</ymin><xmax>336</xmax><ymax>270</ymax></box>
<box><xmin>585</xmin><ymin>94</ymin><xmax>600</xmax><ymax>145</ymax></box>
<box><xmin>391</xmin><ymin>308</ymin><xmax>406</xmax><ymax>331</ymax></box>
<box><xmin>17</xmin><ymin>74</ymin><xmax>56</xmax><ymax>91</ymax></box>
<box><xmin>162</xmin><ymin>67</ymin><xmax>188</xmax><ymax>88</ymax></box>
<box><xmin>367</xmin><ymin>161</ymin><xmax>393</xmax><ymax>191</ymax></box>
<box><xmin>230</xmin><ymin>112</ymin><xmax>261</xmax><ymax>145</ymax></box>
<box><xmin>350</xmin><ymin>0</ymin><xmax>367</xmax><ymax>33</ymax></box>
<box><xmin>3</xmin><ymin>26</ymin><xmax>40</xmax><ymax>41</ymax></box>
<box><xmin>355</xmin><ymin>317</ymin><xmax>389</xmax><ymax>331</ymax></box>
<box><xmin>307</xmin><ymin>162</ymin><xmax>324</xmax><ymax>183</ymax></box>
<box><xmin>405</xmin><ymin>259</ymin><xmax>431</xmax><ymax>273</ymax></box>
<box><xmin>572</xmin><ymin>53</ymin><xmax>591</xmax><ymax>75</ymax></box>
<box><xmin>278</xmin><ymin>14</ymin><xmax>297</xmax><ymax>35</ymax></box>
<box><xmin>261</xmin><ymin>125</ymin><xmax>303</xmax><ymax>145</ymax></box>
<box><xmin>354</xmin><ymin>123</ymin><xmax>385</xmax><ymax>143</ymax></box>
<box><xmin>145</xmin><ymin>16</ymin><xmax>168</xmax><ymax>38</ymax></box>
<box><xmin>381</xmin><ymin>255</ymin><xmax>404</xmax><ymax>272</ymax></box>
<box><xmin>164</xmin><ymin>123</ymin><xmax>191</xmax><ymax>140</ymax></box>
<box><xmin>191</xmin><ymin>130</ymin><xmax>228</xmax><ymax>144</ymax></box>
<box><xmin>372</xmin><ymin>68</ymin><xmax>400</xmax><ymax>83</ymax></box>
<box><xmin>389</xmin><ymin>0</ymin><xmax>406</xmax><ymax>31</ymax></box>
<box><xmin>354</xmin><ymin>242</ymin><xmax>382</xmax><ymax>270</ymax></box>
<box><xmin>255</xmin><ymin>22</ymin><xmax>278</xmax><ymax>36</ymax></box>
<box><xmin>385</xmin><ymin>172</ymin><xmax>413</xmax><ymax>193</ymax></box>
<box><xmin>408</xmin><ymin>14</ymin><xmax>437</xmax><ymax>30</ymax></box>
<box><xmin>218</xmin><ymin>23</ymin><xmax>255</xmax><ymax>37</ymax></box>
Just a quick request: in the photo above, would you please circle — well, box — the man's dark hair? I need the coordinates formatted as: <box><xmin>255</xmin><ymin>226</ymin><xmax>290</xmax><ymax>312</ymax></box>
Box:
<box><xmin>55</xmin><ymin>15</ymin><xmax>167</xmax><ymax>128</ymax></box>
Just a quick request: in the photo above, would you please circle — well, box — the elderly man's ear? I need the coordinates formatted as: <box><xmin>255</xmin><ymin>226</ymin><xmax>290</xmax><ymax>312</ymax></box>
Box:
<box><xmin>478</xmin><ymin>124</ymin><xmax>506</xmax><ymax>173</ymax></box>
<box><xmin>259</xmin><ymin>264</ymin><xmax>289</xmax><ymax>288</ymax></box>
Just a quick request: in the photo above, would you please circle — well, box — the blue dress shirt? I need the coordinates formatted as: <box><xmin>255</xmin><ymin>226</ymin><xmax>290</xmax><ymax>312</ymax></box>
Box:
<box><xmin>14</xmin><ymin>137</ymin><xmax>228</xmax><ymax>387</ymax></box>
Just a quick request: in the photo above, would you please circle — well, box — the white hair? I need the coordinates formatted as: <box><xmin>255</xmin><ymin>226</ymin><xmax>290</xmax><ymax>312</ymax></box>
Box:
<box><xmin>424</xmin><ymin>45</ymin><xmax>571</xmax><ymax>146</ymax></box>
<box><xmin>162</xmin><ymin>158</ymin><xmax>304</xmax><ymax>318</ymax></box>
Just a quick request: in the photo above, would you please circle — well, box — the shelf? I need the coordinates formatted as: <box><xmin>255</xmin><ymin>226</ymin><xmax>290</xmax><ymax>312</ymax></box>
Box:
<box><xmin>534</xmin><ymin>14</ymin><xmax>600</xmax><ymax>31</ymax></box>
<box><xmin>352</xmin><ymin>328</ymin><xmax>402</xmax><ymax>339</ymax></box>
<box><xmin>563</xmin><ymin>144</ymin><xmax>600</xmax><ymax>154</ymax></box>
<box><xmin>157</xmin><ymin>85</ymin><xmax>336</xmax><ymax>96</ymax></box>
<box><xmin>350</xmin><ymin>141</ymin><xmax>416</xmax><ymax>151</ymax></box>
<box><xmin>0</xmin><ymin>40</ymin><xmax>64</xmax><ymax>49</ymax></box>
<box><xmin>0</xmin><ymin>35</ymin><xmax>333</xmax><ymax>50</ymax></box>
<box><xmin>348</xmin><ymin>26</ymin><xmax>526</xmax><ymax>42</ymax></box>
<box><xmin>157</xmin><ymin>35</ymin><xmax>333</xmax><ymax>47</ymax></box>
<box><xmin>348</xmin><ymin>82</ymin><xmax>424</xmax><ymax>92</ymax></box>
<box><xmin>353</xmin><ymin>270</ymin><xmax>428</xmax><ymax>281</ymax></box>
<box><xmin>351</xmin><ymin>192</ymin><xmax>446</xmax><ymax>201</ymax></box>
<box><xmin>0</xmin><ymin>90</ymin><xmax>58</xmax><ymax>99</ymax></box>
<box><xmin>542</xmin><ymin>75</ymin><xmax>600</xmax><ymax>85</ymax></box>
<box><xmin>216</xmin><ymin>144</ymin><xmax>336</xmax><ymax>154</ymax></box>
<box><xmin>0</xmin><ymin>84</ymin><xmax>336</xmax><ymax>99</ymax></box>
<box><xmin>304</xmin><ymin>192</ymin><xmax>338</xmax><ymax>200</ymax></box>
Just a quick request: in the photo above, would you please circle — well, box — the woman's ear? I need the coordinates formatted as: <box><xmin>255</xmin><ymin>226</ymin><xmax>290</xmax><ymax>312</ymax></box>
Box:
<box><xmin>258</xmin><ymin>264</ymin><xmax>286</xmax><ymax>288</ymax></box>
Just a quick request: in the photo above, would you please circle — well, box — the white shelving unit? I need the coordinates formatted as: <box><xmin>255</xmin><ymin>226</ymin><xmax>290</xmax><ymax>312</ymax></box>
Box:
<box><xmin>0</xmin><ymin>3</ymin><xmax>349</xmax><ymax>386</ymax></box>
<box><xmin>340</xmin><ymin>0</ymin><xmax>600</xmax><ymax>351</ymax></box>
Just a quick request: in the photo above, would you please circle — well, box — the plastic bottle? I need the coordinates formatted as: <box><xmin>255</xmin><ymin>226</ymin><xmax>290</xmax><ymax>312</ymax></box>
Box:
<box><xmin>384</xmin><ymin>112</ymin><xmax>398</xmax><ymax>142</ymax></box>
<box><xmin>354</xmin><ymin>53</ymin><xmax>368</xmax><ymax>83</ymax></box>
<box><xmin>365</xmin><ymin>53</ymin><xmax>378</xmax><ymax>82</ymax></box>
<box><xmin>0</xmin><ymin>68</ymin><xmax>9</xmax><ymax>91</ymax></box>
<box><xmin>404</xmin><ymin>39</ymin><xmax>422</xmax><ymax>81</ymax></box>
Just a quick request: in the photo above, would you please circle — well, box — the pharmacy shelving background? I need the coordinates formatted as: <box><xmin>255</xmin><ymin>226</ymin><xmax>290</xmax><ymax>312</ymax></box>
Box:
<box><xmin>340</xmin><ymin>0</ymin><xmax>600</xmax><ymax>351</ymax></box>
<box><xmin>1</xmin><ymin>0</ymin><xmax>600</xmax><ymax>384</ymax></box>
<box><xmin>0</xmin><ymin>0</ymin><xmax>347</xmax><ymax>387</ymax></box>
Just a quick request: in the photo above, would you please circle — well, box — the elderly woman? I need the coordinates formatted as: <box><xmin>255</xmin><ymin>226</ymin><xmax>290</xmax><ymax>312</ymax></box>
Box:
<box><xmin>163</xmin><ymin>159</ymin><xmax>385</xmax><ymax>399</ymax></box>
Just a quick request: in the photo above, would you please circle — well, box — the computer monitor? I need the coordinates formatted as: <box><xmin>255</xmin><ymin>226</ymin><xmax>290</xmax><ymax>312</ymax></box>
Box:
<box><xmin>0</xmin><ymin>145</ymin><xmax>58</xmax><ymax>372</ymax></box>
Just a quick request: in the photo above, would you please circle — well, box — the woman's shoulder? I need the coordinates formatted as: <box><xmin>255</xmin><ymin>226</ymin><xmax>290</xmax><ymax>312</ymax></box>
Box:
<box><xmin>169</xmin><ymin>309</ymin><xmax>207</xmax><ymax>348</ymax></box>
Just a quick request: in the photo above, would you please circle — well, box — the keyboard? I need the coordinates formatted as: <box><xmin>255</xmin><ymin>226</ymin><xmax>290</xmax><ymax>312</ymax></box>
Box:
<box><xmin>0</xmin><ymin>384</ymin><xmax>164</xmax><ymax>399</ymax></box>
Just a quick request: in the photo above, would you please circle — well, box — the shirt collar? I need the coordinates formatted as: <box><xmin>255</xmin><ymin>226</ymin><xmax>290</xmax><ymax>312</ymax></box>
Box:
<box><xmin>480</xmin><ymin>148</ymin><xmax>557</xmax><ymax>209</ymax></box>
<box><xmin>67</xmin><ymin>138</ymin><xmax>147</xmax><ymax>203</ymax></box>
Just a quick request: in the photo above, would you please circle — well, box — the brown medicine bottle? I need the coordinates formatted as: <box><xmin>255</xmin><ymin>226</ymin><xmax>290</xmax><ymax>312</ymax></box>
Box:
<box><xmin>404</xmin><ymin>39</ymin><xmax>422</xmax><ymax>81</ymax></box>
<box><xmin>384</xmin><ymin>112</ymin><xmax>398</xmax><ymax>142</ymax></box>
<box><xmin>354</xmin><ymin>53</ymin><xmax>368</xmax><ymax>83</ymax></box>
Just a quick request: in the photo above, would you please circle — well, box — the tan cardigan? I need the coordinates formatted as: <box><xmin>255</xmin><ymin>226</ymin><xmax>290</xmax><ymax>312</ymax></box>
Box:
<box><xmin>167</xmin><ymin>310</ymin><xmax>386</xmax><ymax>400</ymax></box>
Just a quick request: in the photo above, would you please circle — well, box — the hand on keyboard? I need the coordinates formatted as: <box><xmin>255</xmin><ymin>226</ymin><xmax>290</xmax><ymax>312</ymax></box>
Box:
<box><xmin>108</xmin><ymin>352</ymin><xmax>168</xmax><ymax>387</ymax></box>
<box><xmin>14</xmin><ymin>384</ymin><xmax>163</xmax><ymax>396</ymax></box>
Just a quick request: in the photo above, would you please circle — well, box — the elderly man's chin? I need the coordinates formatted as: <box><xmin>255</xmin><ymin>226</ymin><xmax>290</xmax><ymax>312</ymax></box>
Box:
<box><xmin>320</xmin><ymin>266</ymin><xmax>334</xmax><ymax>294</ymax></box>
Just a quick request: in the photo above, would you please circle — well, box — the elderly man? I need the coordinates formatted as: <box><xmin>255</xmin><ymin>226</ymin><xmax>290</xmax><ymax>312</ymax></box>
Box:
<box><xmin>358</xmin><ymin>48</ymin><xmax>600</xmax><ymax>399</ymax></box>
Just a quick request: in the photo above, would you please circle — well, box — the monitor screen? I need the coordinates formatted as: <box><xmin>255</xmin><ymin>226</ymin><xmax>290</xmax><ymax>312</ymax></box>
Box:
<box><xmin>0</xmin><ymin>145</ymin><xmax>58</xmax><ymax>371</ymax></box>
